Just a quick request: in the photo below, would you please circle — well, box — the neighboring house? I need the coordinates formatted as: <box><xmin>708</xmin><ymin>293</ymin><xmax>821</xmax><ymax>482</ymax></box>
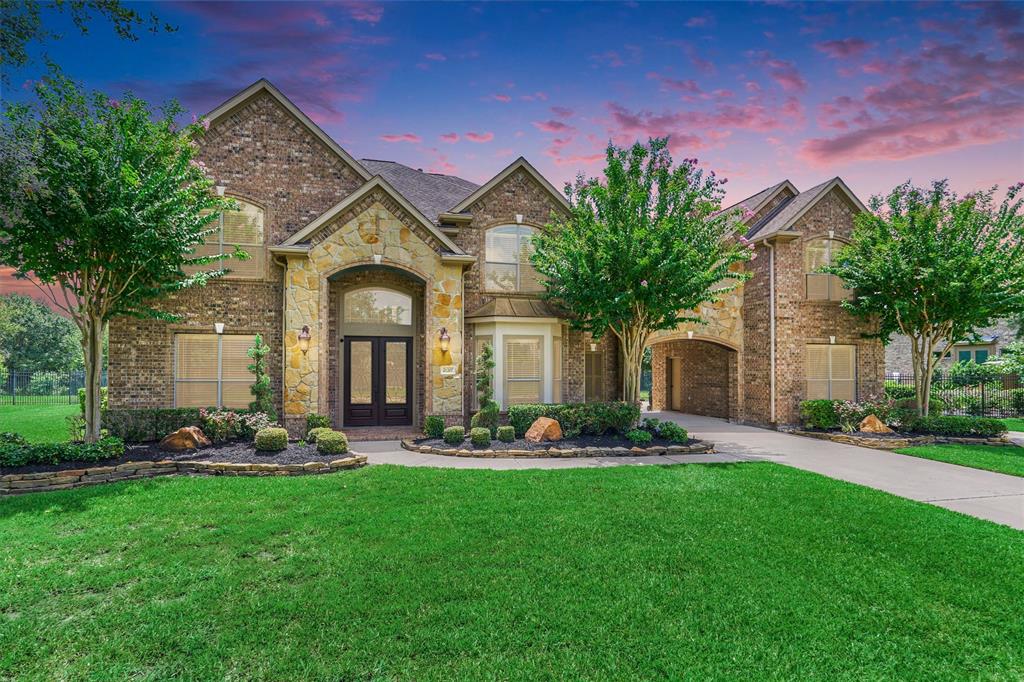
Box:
<box><xmin>649</xmin><ymin>177</ymin><xmax>885</xmax><ymax>425</ymax></box>
<box><xmin>108</xmin><ymin>79</ymin><xmax>621</xmax><ymax>436</ymax></box>
<box><xmin>108</xmin><ymin>79</ymin><xmax>884</xmax><ymax>433</ymax></box>
<box><xmin>885</xmin><ymin>319</ymin><xmax>1022</xmax><ymax>375</ymax></box>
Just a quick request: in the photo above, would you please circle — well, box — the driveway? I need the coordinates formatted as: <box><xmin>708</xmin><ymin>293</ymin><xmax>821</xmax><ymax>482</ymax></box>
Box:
<box><xmin>653</xmin><ymin>412</ymin><xmax>1024</xmax><ymax>530</ymax></box>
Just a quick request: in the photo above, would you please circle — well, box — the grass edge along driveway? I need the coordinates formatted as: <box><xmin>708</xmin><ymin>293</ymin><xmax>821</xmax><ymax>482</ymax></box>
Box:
<box><xmin>2</xmin><ymin>462</ymin><xmax>1022</xmax><ymax>680</ymax></box>
<box><xmin>895</xmin><ymin>442</ymin><xmax>1024</xmax><ymax>478</ymax></box>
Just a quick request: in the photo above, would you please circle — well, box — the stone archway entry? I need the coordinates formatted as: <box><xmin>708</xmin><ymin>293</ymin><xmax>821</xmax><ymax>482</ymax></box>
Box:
<box><xmin>651</xmin><ymin>339</ymin><xmax>739</xmax><ymax>420</ymax></box>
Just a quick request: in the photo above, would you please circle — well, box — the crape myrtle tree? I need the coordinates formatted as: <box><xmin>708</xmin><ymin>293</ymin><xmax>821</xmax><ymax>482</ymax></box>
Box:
<box><xmin>825</xmin><ymin>180</ymin><xmax>1024</xmax><ymax>416</ymax></box>
<box><xmin>531</xmin><ymin>138</ymin><xmax>752</xmax><ymax>404</ymax></box>
<box><xmin>0</xmin><ymin>72</ymin><xmax>243</xmax><ymax>441</ymax></box>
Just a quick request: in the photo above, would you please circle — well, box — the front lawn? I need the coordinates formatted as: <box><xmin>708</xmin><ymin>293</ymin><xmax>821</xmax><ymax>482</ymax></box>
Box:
<box><xmin>895</xmin><ymin>443</ymin><xmax>1024</xmax><ymax>478</ymax></box>
<box><xmin>0</xmin><ymin>403</ymin><xmax>78</xmax><ymax>442</ymax></box>
<box><xmin>2</xmin><ymin>464</ymin><xmax>1022</xmax><ymax>679</ymax></box>
<box><xmin>1001</xmin><ymin>418</ymin><xmax>1024</xmax><ymax>432</ymax></box>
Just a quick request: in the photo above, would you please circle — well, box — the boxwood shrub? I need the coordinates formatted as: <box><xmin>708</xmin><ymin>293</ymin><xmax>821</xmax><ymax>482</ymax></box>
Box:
<box><xmin>442</xmin><ymin>426</ymin><xmax>465</xmax><ymax>445</ymax></box>
<box><xmin>424</xmin><ymin>415</ymin><xmax>446</xmax><ymax>439</ymax></box>
<box><xmin>626</xmin><ymin>428</ymin><xmax>652</xmax><ymax>445</ymax></box>
<box><xmin>306</xmin><ymin>413</ymin><xmax>331</xmax><ymax>435</ymax></box>
<box><xmin>254</xmin><ymin>427</ymin><xmax>288</xmax><ymax>452</ymax></box>
<box><xmin>469</xmin><ymin>427</ymin><xmax>491</xmax><ymax>447</ymax></box>
<box><xmin>307</xmin><ymin>427</ymin><xmax>332</xmax><ymax>443</ymax></box>
<box><xmin>799</xmin><ymin>400</ymin><xmax>841</xmax><ymax>430</ymax></box>
<box><xmin>905</xmin><ymin>415</ymin><xmax>1006</xmax><ymax>438</ymax></box>
<box><xmin>507</xmin><ymin>402</ymin><xmax>640</xmax><ymax>438</ymax></box>
<box><xmin>0</xmin><ymin>437</ymin><xmax>125</xmax><ymax>468</ymax></box>
<box><xmin>316</xmin><ymin>430</ymin><xmax>348</xmax><ymax>455</ymax></box>
<box><xmin>496</xmin><ymin>425</ymin><xmax>515</xmax><ymax>443</ymax></box>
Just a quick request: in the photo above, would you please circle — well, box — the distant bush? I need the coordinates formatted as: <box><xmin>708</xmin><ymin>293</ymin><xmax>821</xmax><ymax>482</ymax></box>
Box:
<box><xmin>317</xmin><ymin>430</ymin><xmax>348</xmax><ymax>456</ymax></box>
<box><xmin>424</xmin><ymin>415</ymin><xmax>446</xmax><ymax>439</ymax></box>
<box><xmin>905</xmin><ymin>415</ymin><xmax>1006</xmax><ymax>438</ymax></box>
<box><xmin>0</xmin><ymin>432</ymin><xmax>28</xmax><ymax>446</ymax></box>
<box><xmin>254</xmin><ymin>427</ymin><xmax>288</xmax><ymax>452</ymax></box>
<box><xmin>442</xmin><ymin>426</ymin><xmax>465</xmax><ymax>445</ymax></box>
<box><xmin>947</xmin><ymin>360</ymin><xmax>1001</xmax><ymax>386</ymax></box>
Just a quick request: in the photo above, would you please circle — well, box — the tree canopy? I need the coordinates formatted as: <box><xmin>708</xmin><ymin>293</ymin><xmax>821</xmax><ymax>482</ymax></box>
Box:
<box><xmin>0</xmin><ymin>293</ymin><xmax>83</xmax><ymax>372</ymax></box>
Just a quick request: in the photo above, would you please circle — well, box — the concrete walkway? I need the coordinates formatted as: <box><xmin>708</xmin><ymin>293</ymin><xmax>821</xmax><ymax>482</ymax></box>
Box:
<box><xmin>654</xmin><ymin>412</ymin><xmax>1024</xmax><ymax>530</ymax></box>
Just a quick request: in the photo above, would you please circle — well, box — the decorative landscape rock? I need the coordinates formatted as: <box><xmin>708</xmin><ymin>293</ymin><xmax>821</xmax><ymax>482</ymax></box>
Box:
<box><xmin>159</xmin><ymin>427</ymin><xmax>211</xmax><ymax>451</ymax></box>
<box><xmin>524</xmin><ymin>417</ymin><xmax>562</xmax><ymax>443</ymax></box>
<box><xmin>858</xmin><ymin>415</ymin><xmax>893</xmax><ymax>434</ymax></box>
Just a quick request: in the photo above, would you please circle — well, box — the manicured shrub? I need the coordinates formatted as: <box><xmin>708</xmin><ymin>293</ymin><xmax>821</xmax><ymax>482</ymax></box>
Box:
<box><xmin>800</xmin><ymin>400</ymin><xmax>840</xmax><ymax>430</ymax></box>
<box><xmin>626</xmin><ymin>429</ymin><xmax>652</xmax><ymax>445</ymax></box>
<box><xmin>442</xmin><ymin>426</ymin><xmax>465</xmax><ymax>445</ymax></box>
<box><xmin>658</xmin><ymin>421</ymin><xmax>689</xmax><ymax>444</ymax></box>
<box><xmin>424</xmin><ymin>415</ymin><xmax>446</xmax><ymax>439</ymax></box>
<box><xmin>470</xmin><ymin>399</ymin><xmax>499</xmax><ymax>437</ymax></box>
<box><xmin>247</xmin><ymin>334</ymin><xmax>277</xmax><ymax>421</ymax></box>
<box><xmin>507</xmin><ymin>402</ymin><xmax>639</xmax><ymax>438</ymax></box>
<box><xmin>306</xmin><ymin>413</ymin><xmax>330</xmax><ymax>435</ymax></box>
<box><xmin>0</xmin><ymin>437</ymin><xmax>125</xmax><ymax>468</ymax></box>
<box><xmin>237</xmin><ymin>412</ymin><xmax>273</xmax><ymax>440</ymax></box>
<box><xmin>1</xmin><ymin>432</ymin><xmax>28</xmax><ymax>446</ymax></box>
<box><xmin>905</xmin><ymin>415</ymin><xmax>1006</xmax><ymax>438</ymax></box>
<box><xmin>307</xmin><ymin>426</ymin><xmax>333</xmax><ymax>443</ymax></box>
<box><xmin>254</xmin><ymin>427</ymin><xmax>288</xmax><ymax>452</ymax></box>
<box><xmin>78</xmin><ymin>386</ymin><xmax>108</xmax><ymax>414</ymax></box>
<box><xmin>317</xmin><ymin>430</ymin><xmax>348</xmax><ymax>455</ymax></box>
<box><xmin>496</xmin><ymin>425</ymin><xmax>515</xmax><ymax>443</ymax></box>
<box><xmin>470</xmin><ymin>427</ymin><xmax>491</xmax><ymax>447</ymax></box>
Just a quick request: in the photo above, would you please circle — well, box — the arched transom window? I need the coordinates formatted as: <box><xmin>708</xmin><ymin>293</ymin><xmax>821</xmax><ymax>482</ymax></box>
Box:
<box><xmin>190</xmin><ymin>198</ymin><xmax>265</xmax><ymax>278</ymax></box>
<box><xmin>804</xmin><ymin>237</ymin><xmax>851</xmax><ymax>301</ymax></box>
<box><xmin>344</xmin><ymin>288</ymin><xmax>413</xmax><ymax>326</ymax></box>
<box><xmin>484</xmin><ymin>225</ymin><xmax>543</xmax><ymax>293</ymax></box>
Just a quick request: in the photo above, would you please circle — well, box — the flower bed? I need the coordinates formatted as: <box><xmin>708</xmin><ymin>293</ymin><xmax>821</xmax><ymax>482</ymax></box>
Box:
<box><xmin>403</xmin><ymin>435</ymin><xmax>714</xmax><ymax>458</ymax></box>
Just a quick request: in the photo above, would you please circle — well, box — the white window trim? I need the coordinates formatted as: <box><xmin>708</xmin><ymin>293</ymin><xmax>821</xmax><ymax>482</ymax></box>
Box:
<box><xmin>471</xmin><ymin>320</ymin><xmax>561</xmax><ymax>409</ymax></box>
<box><xmin>483</xmin><ymin>225</ymin><xmax>539</xmax><ymax>293</ymax></box>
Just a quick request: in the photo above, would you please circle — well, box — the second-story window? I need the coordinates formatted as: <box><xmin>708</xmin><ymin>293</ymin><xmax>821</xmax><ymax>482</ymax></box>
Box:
<box><xmin>189</xmin><ymin>198</ymin><xmax>265</xmax><ymax>279</ymax></box>
<box><xmin>484</xmin><ymin>225</ymin><xmax>543</xmax><ymax>293</ymax></box>
<box><xmin>805</xmin><ymin>237</ymin><xmax>852</xmax><ymax>301</ymax></box>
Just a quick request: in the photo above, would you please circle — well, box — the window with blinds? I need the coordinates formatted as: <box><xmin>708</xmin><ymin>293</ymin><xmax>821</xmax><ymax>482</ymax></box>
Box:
<box><xmin>504</xmin><ymin>336</ymin><xmax>543</xmax><ymax>405</ymax></box>
<box><xmin>585</xmin><ymin>351</ymin><xmax>605</xmax><ymax>402</ymax></box>
<box><xmin>175</xmin><ymin>333</ymin><xmax>256</xmax><ymax>408</ymax></box>
<box><xmin>187</xmin><ymin>199</ymin><xmax>265</xmax><ymax>279</ymax></box>
<box><xmin>805</xmin><ymin>238</ymin><xmax>852</xmax><ymax>301</ymax></box>
<box><xmin>806</xmin><ymin>344</ymin><xmax>856</xmax><ymax>401</ymax></box>
<box><xmin>484</xmin><ymin>225</ymin><xmax>543</xmax><ymax>293</ymax></box>
<box><xmin>473</xmin><ymin>335</ymin><xmax>493</xmax><ymax>409</ymax></box>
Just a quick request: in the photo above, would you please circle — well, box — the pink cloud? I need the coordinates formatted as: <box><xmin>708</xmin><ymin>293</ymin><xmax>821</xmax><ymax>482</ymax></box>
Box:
<box><xmin>488</xmin><ymin>93</ymin><xmax>512</xmax><ymax>103</ymax></box>
<box><xmin>647</xmin><ymin>72</ymin><xmax>702</xmax><ymax>95</ymax></box>
<box><xmin>424</xmin><ymin>52</ymin><xmax>446</xmax><ymax>61</ymax></box>
<box><xmin>339</xmin><ymin>1</ymin><xmax>384</xmax><ymax>24</ymax></box>
<box><xmin>440</xmin><ymin>132</ymin><xmax>459</xmax><ymax>143</ymax></box>
<box><xmin>815</xmin><ymin>38</ymin><xmax>873</xmax><ymax>59</ymax></box>
<box><xmin>380</xmin><ymin>133</ymin><xmax>421</xmax><ymax>143</ymax></box>
<box><xmin>464</xmin><ymin>131</ymin><xmax>494</xmax><ymax>143</ymax></box>
<box><xmin>551</xmin><ymin>106</ymin><xmax>574</xmax><ymax>118</ymax></box>
<box><xmin>765</xmin><ymin>58</ymin><xmax>807</xmax><ymax>93</ymax></box>
<box><xmin>533</xmin><ymin>119</ymin><xmax>574</xmax><ymax>133</ymax></box>
<box><xmin>520</xmin><ymin>92</ymin><xmax>548</xmax><ymax>101</ymax></box>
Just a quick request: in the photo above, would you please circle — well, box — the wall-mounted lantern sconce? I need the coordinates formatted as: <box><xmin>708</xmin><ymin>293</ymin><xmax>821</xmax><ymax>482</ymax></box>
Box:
<box><xmin>439</xmin><ymin>327</ymin><xmax>451</xmax><ymax>353</ymax></box>
<box><xmin>298</xmin><ymin>325</ymin><xmax>311</xmax><ymax>353</ymax></box>
<box><xmin>828</xmin><ymin>229</ymin><xmax>835</xmax><ymax>239</ymax></box>
<box><xmin>515</xmin><ymin>214</ymin><xmax>524</xmax><ymax>224</ymax></box>
<box><xmin>373</xmin><ymin>254</ymin><xmax>383</xmax><ymax>265</ymax></box>
<box><xmin>686</xmin><ymin>330</ymin><xmax>694</xmax><ymax>340</ymax></box>
<box><xmin>214</xmin><ymin>322</ymin><xmax>225</xmax><ymax>334</ymax></box>
<box><xmin>589</xmin><ymin>342</ymin><xmax>597</xmax><ymax>352</ymax></box>
<box><xmin>215</xmin><ymin>185</ymin><xmax>226</xmax><ymax>197</ymax></box>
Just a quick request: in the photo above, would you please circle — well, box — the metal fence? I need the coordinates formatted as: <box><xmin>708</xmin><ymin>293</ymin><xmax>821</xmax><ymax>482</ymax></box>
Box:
<box><xmin>884</xmin><ymin>372</ymin><xmax>1024</xmax><ymax>418</ymax></box>
<box><xmin>0</xmin><ymin>369</ymin><xmax>108</xmax><ymax>405</ymax></box>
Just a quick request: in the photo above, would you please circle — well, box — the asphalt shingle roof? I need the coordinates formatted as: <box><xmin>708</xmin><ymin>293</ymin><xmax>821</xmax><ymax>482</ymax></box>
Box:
<box><xmin>360</xmin><ymin>159</ymin><xmax>479</xmax><ymax>224</ymax></box>
<box><xmin>746</xmin><ymin>178</ymin><xmax>838</xmax><ymax>239</ymax></box>
<box><xmin>720</xmin><ymin>180</ymin><xmax>788</xmax><ymax>217</ymax></box>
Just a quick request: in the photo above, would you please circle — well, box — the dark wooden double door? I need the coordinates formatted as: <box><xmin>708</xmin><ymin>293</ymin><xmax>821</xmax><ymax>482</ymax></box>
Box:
<box><xmin>344</xmin><ymin>336</ymin><xmax>413</xmax><ymax>426</ymax></box>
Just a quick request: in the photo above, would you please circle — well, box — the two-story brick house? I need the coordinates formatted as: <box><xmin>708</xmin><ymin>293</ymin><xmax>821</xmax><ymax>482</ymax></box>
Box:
<box><xmin>108</xmin><ymin>79</ymin><xmax>883</xmax><ymax>435</ymax></box>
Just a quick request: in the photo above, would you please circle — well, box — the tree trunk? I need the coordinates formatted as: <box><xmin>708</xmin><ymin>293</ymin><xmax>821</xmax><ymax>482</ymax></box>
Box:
<box><xmin>82</xmin><ymin>316</ymin><xmax>105</xmax><ymax>442</ymax></box>
<box><xmin>616</xmin><ymin>327</ymin><xmax>647</xmax><ymax>405</ymax></box>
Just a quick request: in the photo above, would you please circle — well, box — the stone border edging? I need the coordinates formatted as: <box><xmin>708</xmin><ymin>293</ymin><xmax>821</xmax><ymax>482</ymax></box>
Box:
<box><xmin>401</xmin><ymin>438</ymin><xmax>715</xmax><ymax>458</ymax></box>
<box><xmin>788</xmin><ymin>430</ymin><xmax>1016</xmax><ymax>451</ymax></box>
<box><xmin>0</xmin><ymin>455</ymin><xmax>368</xmax><ymax>496</ymax></box>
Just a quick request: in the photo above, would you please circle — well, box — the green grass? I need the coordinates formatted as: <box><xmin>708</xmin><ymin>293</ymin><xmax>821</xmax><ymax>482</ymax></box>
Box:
<box><xmin>896</xmin><ymin>443</ymin><xmax>1024</xmax><ymax>478</ymax></box>
<box><xmin>1001</xmin><ymin>418</ymin><xmax>1024</xmax><ymax>432</ymax></box>
<box><xmin>0</xmin><ymin>403</ymin><xmax>78</xmax><ymax>442</ymax></box>
<box><xmin>2</xmin><ymin>464</ymin><xmax>1022</xmax><ymax>679</ymax></box>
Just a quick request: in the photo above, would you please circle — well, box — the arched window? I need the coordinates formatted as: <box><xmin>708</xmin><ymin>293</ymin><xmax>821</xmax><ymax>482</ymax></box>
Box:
<box><xmin>190</xmin><ymin>198</ymin><xmax>265</xmax><ymax>278</ymax></box>
<box><xmin>804</xmin><ymin>237</ymin><xmax>851</xmax><ymax>301</ymax></box>
<box><xmin>343</xmin><ymin>288</ymin><xmax>413</xmax><ymax>325</ymax></box>
<box><xmin>484</xmin><ymin>225</ymin><xmax>543</xmax><ymax>293</ymax></box>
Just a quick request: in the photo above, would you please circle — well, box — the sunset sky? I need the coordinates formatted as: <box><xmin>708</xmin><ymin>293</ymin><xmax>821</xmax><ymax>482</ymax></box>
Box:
<box><xmin>3</xmin><ymin>0</ymin><xmax>1023</xmax><ymax>301</ymax></box>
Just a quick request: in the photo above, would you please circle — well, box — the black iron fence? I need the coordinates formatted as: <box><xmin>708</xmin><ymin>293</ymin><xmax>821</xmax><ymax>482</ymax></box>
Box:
<box><xmin>0</xmin><ymin>369</ymin><xmax>108</xmax><ymax>406</ymax></box>
<box><xmin>884</xmin><ymin>372</ymin><xmax>1024</xmax><ymax>418</ymax></box>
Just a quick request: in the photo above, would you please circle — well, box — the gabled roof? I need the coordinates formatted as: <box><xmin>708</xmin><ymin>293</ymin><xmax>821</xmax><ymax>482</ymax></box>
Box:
<box><xmin>448</xmin><ymin>157</ymin><xmax>570</xmax><ymax>214</ymax></box>
<box><xmin>720</xmin><ymin>180</ymin><xmax>798</xmax><ymax>220</ymax></box>
<box><xmin>746</xmin><ymin>177</ymin><xmax>868</xmax><ymax>240</ymax></box>
<box><xmin>466</xmin><ymin>296</ymin><xmax>565</xmax><ymax>319</ymax></box>
<box><xmin>361</xmin><ymin>159</ymin><xmax>478</xmax><ymax>224</ymax></box>
<box><xmin>282</xmin><ymin>175</ymin><xmax>466</xmax><ymax>254</ymax></box>
<box><xmin>205</xmin><ymin>79</ymin><xmax>372</xmax><ymax>182</ymax></box>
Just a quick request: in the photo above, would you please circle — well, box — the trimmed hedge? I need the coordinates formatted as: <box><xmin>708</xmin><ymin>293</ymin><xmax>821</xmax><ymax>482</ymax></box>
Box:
<box><xmin>469</xmin><ymin>427</ymin><xmax>491</xmax><ymax>447</ymax></box>
<box><xmin>424</xmin><ymin>416</ymin><xmax>446</xmax><ymax>439</ymax></box>
<box><xmin>507</xmin><ymin>402</ymin><xmax>640</xmax><ymax>438</ymax></box>
<box><xmin>443</xmin><ymin>426</ymin><xmax>465</xmax><ymax>445</ymax></box>
<box><xmin>254</xmin><ymin>427</ymin><xmax>288</xmax><ymax>452</ymax></box>
<box><xmin>307</xmin><ymin>427</ymin><xmax>333</xmax><ymax>443</ymax></box>
<box><xmin>800</xmin><ymin>400</ymin><xmax>841</xmax><ymax>430</ymax></box>
<box><xmin>496</xmin><ymin>425</ymin><xmax>515</xmax><ymax>443</ymax></box>
<box><xmin>317</xmin><ymin>430</ymin><xmax>349</xmax><ymax>455</ymax></box>
<box><xmin>905</xmin><ymin>415</ymin><xmax>1007</xmax><ymax>438</ymax></box>
<box><xmin>470</xmin><ymin>400</ymin><xmax>499</xmax><ymax>437</ymax></box>
<box><xmin>0</xmin><ymin>437</ymin><xmax>125</xmax><ymax>468</ymax></box>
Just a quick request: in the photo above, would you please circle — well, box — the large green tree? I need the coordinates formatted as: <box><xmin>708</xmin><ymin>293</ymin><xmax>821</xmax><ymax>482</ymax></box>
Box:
<box><xmin>0</xmin><ymin>293</ymin><xmax>82</xmax><ymax>372</ymax></box>
<box><xmin>0</xmin><ymin>72</ymin><xmax>241</xmax><ymax>440</ymax></box>
<box><xmin>531</xmin><ymin>138</ymin><xmax>752</xmax><ymax>403</ymax></box>
<box><xmin>825</xmin><ymin>180</ymin><xmax>1024</xmax><ymax>416</ymax></box>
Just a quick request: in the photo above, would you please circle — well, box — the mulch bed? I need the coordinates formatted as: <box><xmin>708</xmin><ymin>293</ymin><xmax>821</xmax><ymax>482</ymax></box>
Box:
<box><xmin>412</xmin><ymin>434</ymin><xmax>702</xmax><ymax>452</ymax></box>
<box><xmin>1</xmin><ymin>441</ymin><xmax>338</xmax><ymax>476</ymax></box>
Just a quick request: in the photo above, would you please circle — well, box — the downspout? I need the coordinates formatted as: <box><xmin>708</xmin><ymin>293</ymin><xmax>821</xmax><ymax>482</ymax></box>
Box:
<box><xmin>767</xmin><ymin>241</ymin><xmax>777</xmax><ymax>424</ymax></box>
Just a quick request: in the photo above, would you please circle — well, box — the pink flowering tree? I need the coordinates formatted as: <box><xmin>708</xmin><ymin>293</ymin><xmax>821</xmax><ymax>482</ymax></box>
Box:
<box><xmin>0</xmin><ymin>73</ymin><xmax>241</xmax><ymax>441</ymax></box>
<box><xmin>531</xmin><ymin>138</ymin><xmax>752</xmax><ymax>404</ymax></box>
<box><xmin>825</xmin><ymin>180</ymin><xmax>1024</xmax><ymax>416</ymax></box>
